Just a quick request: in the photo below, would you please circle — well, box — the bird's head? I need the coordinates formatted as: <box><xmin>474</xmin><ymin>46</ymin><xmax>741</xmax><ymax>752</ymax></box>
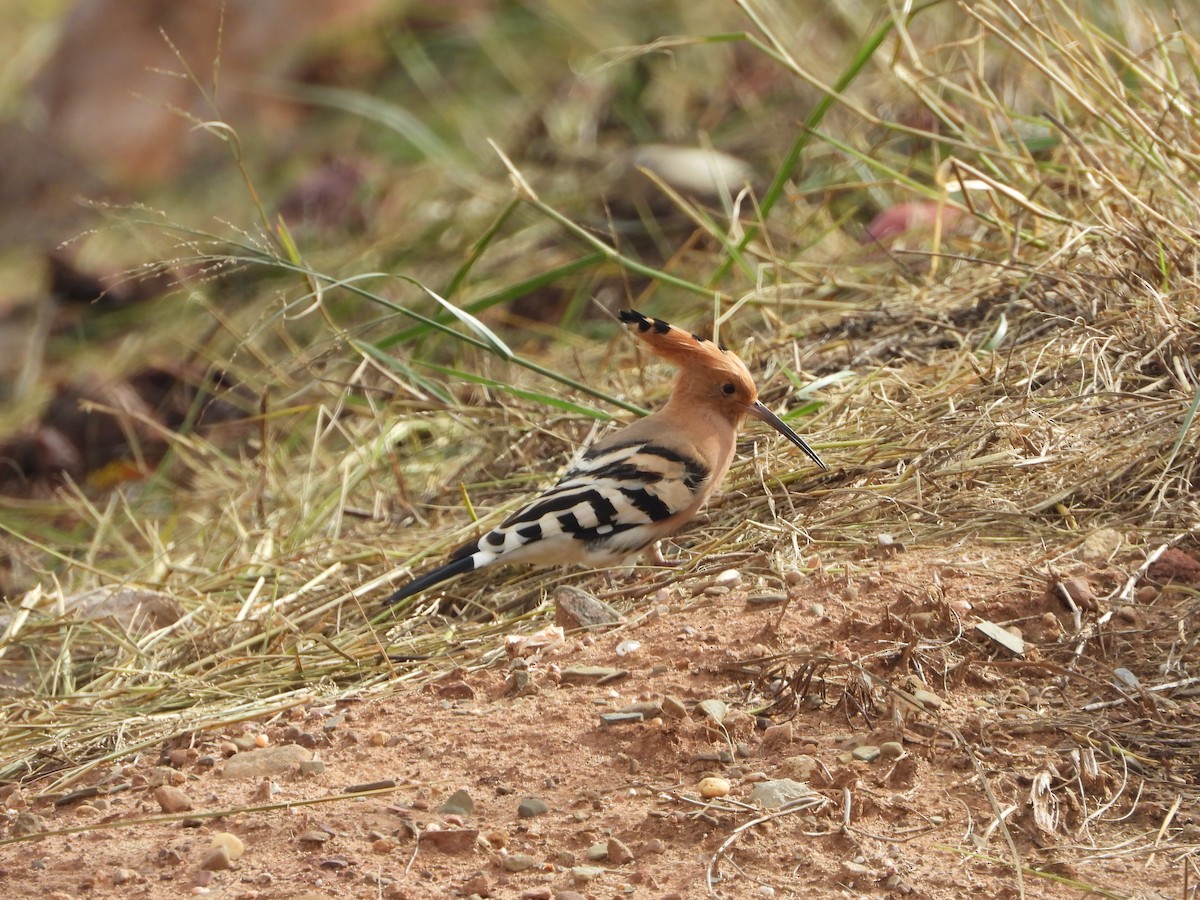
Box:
<box><xmin>618</xmin><ymin>308</ymin><xmax>826</xmax><ymax>470</ymax></box>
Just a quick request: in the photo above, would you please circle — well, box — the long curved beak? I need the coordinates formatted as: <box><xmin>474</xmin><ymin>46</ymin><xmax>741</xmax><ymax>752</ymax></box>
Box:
<box><xmin>748</xmin><ymin>401</ymin><xmax>827</xmax><ymax>471</ymax></box>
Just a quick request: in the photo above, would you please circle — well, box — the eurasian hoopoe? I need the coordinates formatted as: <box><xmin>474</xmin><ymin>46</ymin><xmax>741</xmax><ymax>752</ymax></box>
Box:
<box><xmin>382</xmin><ymin>308</ymin><xmax>825</xmax><ymax>606</ymax></box>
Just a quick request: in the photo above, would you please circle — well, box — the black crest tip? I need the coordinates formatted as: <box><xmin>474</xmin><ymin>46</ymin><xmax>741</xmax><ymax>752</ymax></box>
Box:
<box><xmin>618</xmin><ymin>308</ymin><xmax>652</xmax><ymax>332</ymax></box>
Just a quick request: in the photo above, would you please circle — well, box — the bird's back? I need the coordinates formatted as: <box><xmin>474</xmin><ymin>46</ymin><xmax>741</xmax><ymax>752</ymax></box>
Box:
<box><xmin>453</xmin><ymin>418</ymin><xmax>714</xmax><ymax>570</ymax></box>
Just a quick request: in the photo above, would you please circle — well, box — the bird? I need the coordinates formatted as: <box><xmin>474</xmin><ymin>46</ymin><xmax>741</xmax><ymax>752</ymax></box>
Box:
<box><xmin>382</xmin><ymin>308</ymin><xmax>826</xmax><ymax>606</ymax></box>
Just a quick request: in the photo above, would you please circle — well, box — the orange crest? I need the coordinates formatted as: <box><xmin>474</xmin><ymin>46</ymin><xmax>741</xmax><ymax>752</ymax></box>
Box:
<box><xmin>618</xmin><ymin>309</ymin><xmax>750</xmax><ymax>382</ymax></box>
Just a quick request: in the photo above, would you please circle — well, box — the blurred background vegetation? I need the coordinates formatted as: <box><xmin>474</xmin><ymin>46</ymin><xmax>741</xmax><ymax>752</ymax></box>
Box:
<box><xmin>1</xmin><ymin>0</ymin><xmax>1198</xmax><ymax>789</ymax></box>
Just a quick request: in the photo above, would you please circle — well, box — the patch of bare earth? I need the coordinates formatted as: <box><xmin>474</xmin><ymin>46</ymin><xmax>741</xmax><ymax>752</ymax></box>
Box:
<box><xmin>1</xmin><ymin>548</ymin><xmax>1194</xmax><ymax>899</ymax></box>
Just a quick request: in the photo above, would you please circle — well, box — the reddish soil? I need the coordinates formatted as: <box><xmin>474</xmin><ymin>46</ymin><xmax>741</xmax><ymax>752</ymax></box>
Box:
<box><xmin>0</xmin><ymin>549</ymin><xmax>1193</xmax><ymax>899</ymax></box>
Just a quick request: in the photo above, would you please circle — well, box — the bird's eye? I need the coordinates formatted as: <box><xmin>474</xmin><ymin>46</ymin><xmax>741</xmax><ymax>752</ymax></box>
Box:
<box><xmin>721</xmin><ymin>383</ymin><xmax>736</xmax><ymax>395</ymax></box>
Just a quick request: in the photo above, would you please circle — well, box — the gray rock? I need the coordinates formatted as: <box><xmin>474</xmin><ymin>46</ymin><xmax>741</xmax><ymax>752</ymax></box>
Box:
<box><xmin>503</xmin><ymin>852</ymin><xmax>536</xmax><ymax>872</ymax></box>
<box><xmin>599</xmin><ymin>711</ymin><xmax>644</xmax><ymax>726</ymax></box>
<box><xmin>516</xmin><ymin>797</ymin><xmax>548</xmax><ymax>818</ymax></box>
<box><xmin>560</xmin><ymin>666</ymin><xmax>626</xmax><ymax>684</ymax></box>
<box><xmin>10</xmin><ymin>812</ymin><xmax>45</xmax><ymax>835</ymax></box>
<box><xmin>554</xmin><ymin>586</ymin><xmax>623</xmax><ymax>630</ymax></box>
<box><xmin>221</xmin><ymin>744</ymin><xmax>312</xmax><ymax>778</ymax></box>
<box><xmin>695</xmin><ymin>699</ymin><xmax>728</xmax><ymax>724</ymax></box>
<box><xmin>749</xmin><ymin>778</ymin><xmax>816</xmax><ymax>810</ymax></box>
<box><xmin>911</xmin><ymin>688</ymin><xmax>944</xmax><ymax>710</ymax></box>
<box><xmin>851</xmin><ymin>745</ymin><xmax>881</xmax><ymax>763</ymax></box>
<box><xmin>437</xmin><ymin>788</ymin><xmax>474</xmax><ymax>816</ymax></box>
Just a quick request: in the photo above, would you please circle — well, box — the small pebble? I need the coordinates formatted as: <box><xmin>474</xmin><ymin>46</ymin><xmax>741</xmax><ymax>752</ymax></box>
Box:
<box><xmin>661</xmin><ymin>695</ymin><xmax>688</xmax><ymax>719</ymax></box>
<box><xmin>554</xmin><ymin>585</ymin><xmax>623</xmax><ymax>630</ymax></box>
<box><xmin>437</xmin><ymin>789</ymin><xmax>474</xmax><ymax>816</ymax></box>
<box><xmin>880</xmin><ymin>741</ymin><xmax>905</xmax><ymax>759</ymax></box>
<box><xmin>502</xmin><ymin>852</ymin><xmax>536</xmax><ymax>872</ymax></box>
<box><xmin>750</xmin><ymin>778</ymin><xmax>815</xmax><ymax>809</ymax></box>
<box><xmin>783</xmin><ymin>755</ymin><xmax>819</xmax><ymax>780</ymax></box>
<box><xmin>221</xmin><ymin>744</ymin><xmax>312</xmax><ymax>778</ymax></box>
<box><xmin>210</xmin><ymin>832</ymin><xmax>244</xmax><ymax>861</ymax></box>
<box><xmin>422</xmin><ymin>828</ymin><xmax>478</xmax><ymax>853</ymax></box>
<box><xmin>1114</xmin><ymin>668</ymin><xmax>1140</xmax><ymax>689</ymax></box>
<box><xmin>570</xmin><ymin>865</ymin><xmax>605</xmax><ymax>882</ymax></box>
<box><xmin>614</xmin><ymin>639</ymin><xmax>641</xmax><ymax>656</ymax></box>
<box><xmin>459</xmin><ymin>874</ymin><xmax>490</xmax><ymax>896</ymax></box>
<box><xmin>517</xmin><ymin>797</ymin><xmax>548</xmax><ymax>818</ymax></box>
<box><xmin>714</xmin><ymin>568</ymin><xmax>742</xmax><ymax>587</ymax></box>
<box><xmin>586</xmin><ymin>842</ymin><xmax>608</xmax><ymax>861</ymax></box>
<box><xmin>607</xmin><ymin>837</ymin><xmax>634</xmax><ymax>865</ymax></box>
<box><xmin>851</xmin><ymin>745</ymin><xmax>881</xmax><ymax>763</ymax></box>
<box><xmin>1058</xmin><ymin>577</ymin><xmax>1095</xmax><ymax>609</ymax></box>
<box><xmin>912</xmin><ymin>689</ymin><xmax>943</xmax><ymax>710</ymax></box>
<box><xmin>909</xmin><ymin>612</ymin><xmax>935</xmax><ymax>630</ymax></box>
<box><xmin>152</xmin><ymin>785</ymin><xmax>193</xmax><ymax>814</ymax></box>
<box><xmin>761</xmin><ymin>722</ymin><xmax>793</xmax><ymax>748</ymax></box>
<box><xmin>560</xmin><ymin>666</ymin><xmax>625</xmax><ymax>684</ymax></box>
<box><xmin>199</xmin><ymin>846</ymin><xmax>232</xmax><ymax>871</ymax></box>
<box><xmin>698</xmin><ymin>776</ymin><xmax>730</xmax><ymax>799</ymax></box>
<box><xmin>599</xmin><ymin>711</ymin><xmax>644</xmax><ymax>726</ymax></box>
<box><xmin>695</xmin><ymin>699</ymin><xmax>728</xmax><ymax>724</ymax></box>
<box><xmin>485</xmin><ymin>830</ymin><xmax>507</xmax><ymax>849</ymax></box>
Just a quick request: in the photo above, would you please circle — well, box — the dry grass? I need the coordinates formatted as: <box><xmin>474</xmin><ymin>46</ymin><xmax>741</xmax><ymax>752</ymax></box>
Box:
<box><xmin>1</xmin><ymin>7</ymin><xmax>1199</xmax><ymax>880</ymax></box>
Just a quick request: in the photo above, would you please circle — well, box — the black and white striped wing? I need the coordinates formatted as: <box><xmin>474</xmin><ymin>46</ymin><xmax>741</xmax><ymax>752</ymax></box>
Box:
<box><xmin>453</xmin><ymin>440</ymin><xmax>711</xmax><ymax>570</ymax></box>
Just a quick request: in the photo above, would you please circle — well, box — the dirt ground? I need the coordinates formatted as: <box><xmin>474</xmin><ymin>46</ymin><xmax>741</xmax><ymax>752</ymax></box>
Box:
<box><xmin>0</xmin><ymin>547</ymin><xmax>1195</xmax><ymax>899</ymax></box>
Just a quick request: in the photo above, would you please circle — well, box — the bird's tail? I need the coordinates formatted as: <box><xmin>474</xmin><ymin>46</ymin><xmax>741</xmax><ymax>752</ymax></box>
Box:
<box><xmin>382</xmin><ymin>555</ymin><xmax>477</xmax><ymax>606</ymax></box>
